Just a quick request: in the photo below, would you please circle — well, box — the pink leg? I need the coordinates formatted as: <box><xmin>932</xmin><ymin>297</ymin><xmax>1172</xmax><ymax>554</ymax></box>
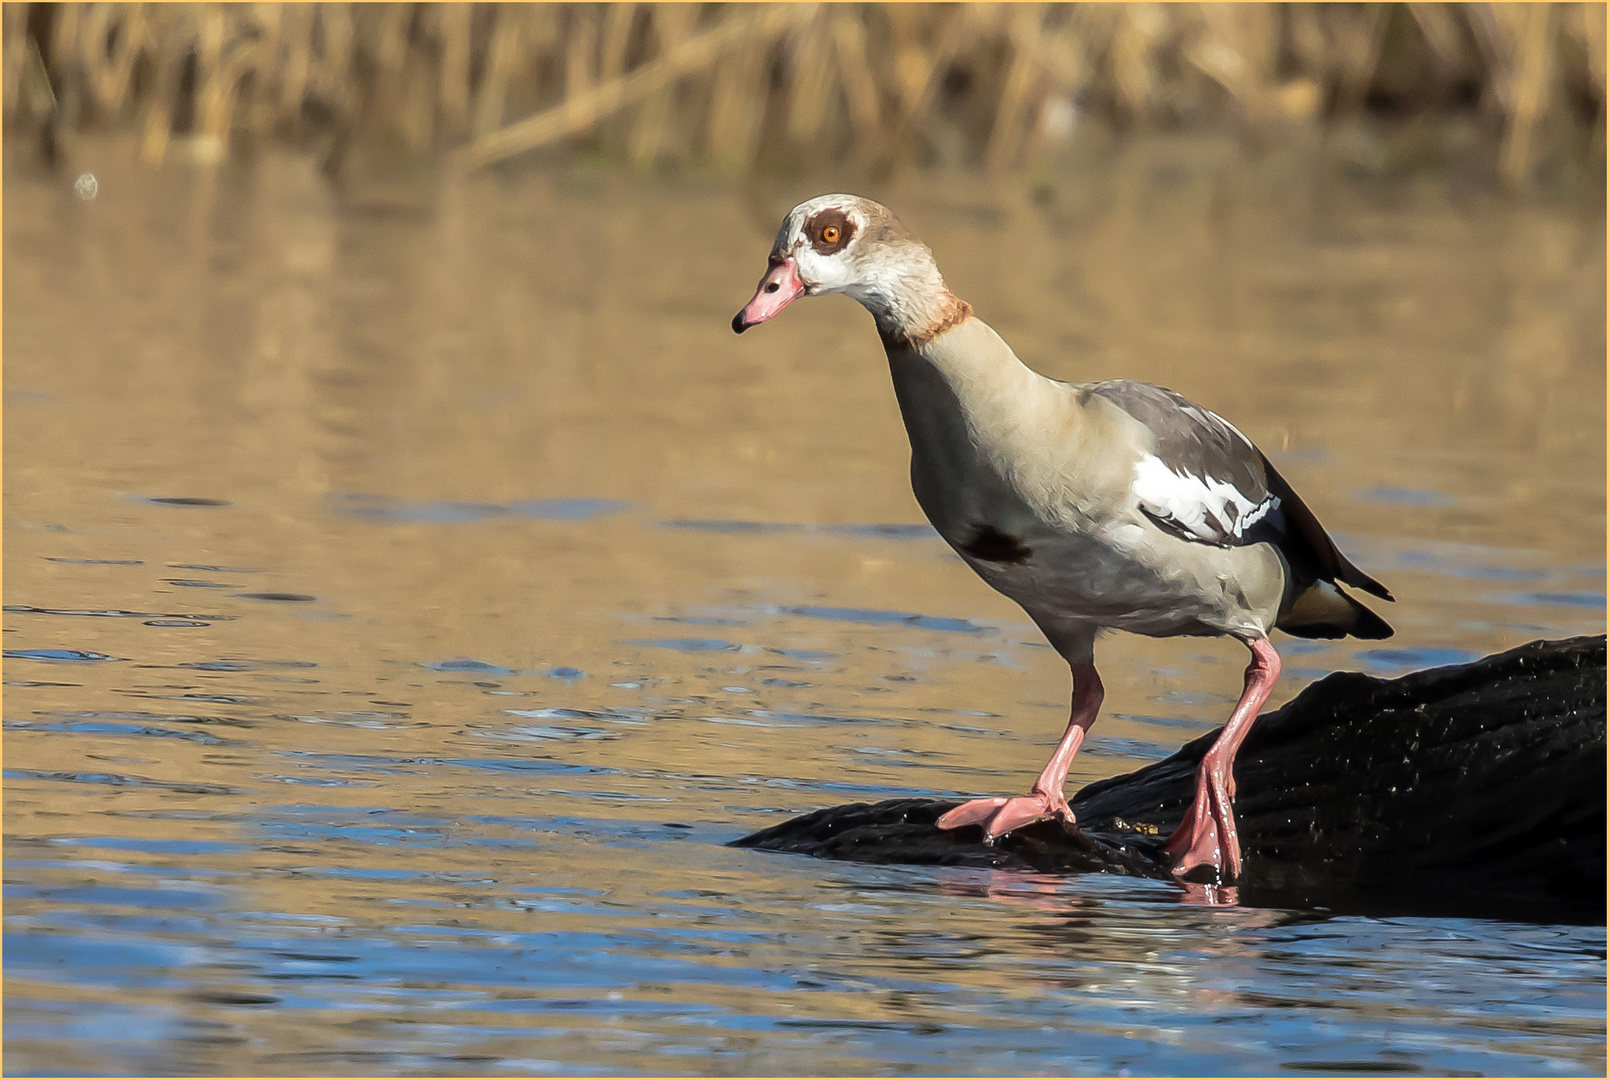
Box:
<box><xmin>1163</xmin><ymin>637</ymin><xmax>1282</xmax><ymax>883</ymax></box>
<box><xmin>938</xmin><ymin>664</ymin><xmax>1104</xmax><ymax>841</ymax></box>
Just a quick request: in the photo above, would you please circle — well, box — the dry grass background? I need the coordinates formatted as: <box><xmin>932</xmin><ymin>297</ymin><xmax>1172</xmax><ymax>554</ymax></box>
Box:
<box><xmin>4</xmin><ymin>2</ymin><xmax>1604</xmax><ymax>188</ymax></box>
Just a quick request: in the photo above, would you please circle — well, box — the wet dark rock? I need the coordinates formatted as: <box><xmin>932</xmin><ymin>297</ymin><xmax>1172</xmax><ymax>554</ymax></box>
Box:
<box><xmin>732</xmin><ymin>635</ymin><xmax>1606</xmax><ymax>923</ymax></box>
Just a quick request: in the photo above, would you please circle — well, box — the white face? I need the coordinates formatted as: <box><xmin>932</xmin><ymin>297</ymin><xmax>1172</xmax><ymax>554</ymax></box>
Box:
<box><xmin>773</xmin><ymin>194</ymin><xmax>867</xmax><ymax>295</ymax></box>
<box><xmin>734</xmin><ymin>192</ymin><xmax>938</xmax><ymax>336</ymax></box>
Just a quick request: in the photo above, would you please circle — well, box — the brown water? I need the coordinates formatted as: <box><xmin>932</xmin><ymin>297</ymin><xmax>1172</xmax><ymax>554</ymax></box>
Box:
<box><xmin>5</xmin><ymin>135</ymin><xmax>1605</xmax><ymax>1076</ymax></box>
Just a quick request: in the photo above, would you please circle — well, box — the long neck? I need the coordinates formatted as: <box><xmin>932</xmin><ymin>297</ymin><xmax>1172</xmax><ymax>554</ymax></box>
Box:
<box><xmin>848</xmin><ymin>246</ymin><xmax>1052</xmax><ymax>454</ymax></box>
<box><xmin>845</xmin><ymin>245</ymin><xmax>973</xmax><ymax>349</ymax></box>
<box><xmin>884</xmin><ymin>308</ymin><xmax>1050</xmax><ymax>474</ymax></box>
<box><xmin>886</xmin><ymin>315</ymin><xmax>1045</xmax><ymax>431</ymax></box>
<box><xmin>883</xmin><ymin>315</ymin><xmax>1085</xmax><ymax>537</ymax></box>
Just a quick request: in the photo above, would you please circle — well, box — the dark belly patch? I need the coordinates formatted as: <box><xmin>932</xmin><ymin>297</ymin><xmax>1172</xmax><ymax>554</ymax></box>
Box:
<box><xmin>960</xmin><ymin>525</ymin><xmax>1032</xmax><ymax>564</ymax></box>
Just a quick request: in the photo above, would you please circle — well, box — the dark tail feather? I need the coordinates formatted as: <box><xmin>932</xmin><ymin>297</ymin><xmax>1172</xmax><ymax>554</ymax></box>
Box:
<box><xmin>1278</xmin><ymin>581</ymin><xmax>1395</xmax><ymax>640</ymax></box>
<box><xmin>1343</xmin><ymin>592</ymin><xmax>1394</xmax><ymax>639</ymax></box>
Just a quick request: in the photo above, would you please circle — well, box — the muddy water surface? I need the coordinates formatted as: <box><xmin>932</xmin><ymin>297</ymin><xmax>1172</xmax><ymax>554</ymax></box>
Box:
<box><xmin>5</xmin><ymin>138</ymin><xmax>1605</xmax><ymax>1075</ymax></box>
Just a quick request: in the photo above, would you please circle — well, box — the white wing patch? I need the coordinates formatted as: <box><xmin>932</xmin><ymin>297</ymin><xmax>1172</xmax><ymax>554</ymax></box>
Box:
<box><xmin>1132</xmin><ymin>454</ymin><xmax>1280</xmax><ymax>545</ymax></box>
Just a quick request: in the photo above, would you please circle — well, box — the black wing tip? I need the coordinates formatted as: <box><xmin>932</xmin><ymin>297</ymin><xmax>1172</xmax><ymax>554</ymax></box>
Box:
<box><xmin>1257</xmin><ymin>451</ymin><xmax>1396</xmax><ymax>604</ymax></box>
<box><xmin>1344</xmin><ymin>567</ymin><xmax>1395</xmax><ymax>603</ymax></box>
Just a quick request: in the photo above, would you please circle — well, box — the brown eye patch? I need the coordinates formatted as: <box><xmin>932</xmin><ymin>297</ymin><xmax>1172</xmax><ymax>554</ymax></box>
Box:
<box><xmin>805</xmin><ymin>209</ymin><xmax>855</xmax><ymax>255</ymax></box>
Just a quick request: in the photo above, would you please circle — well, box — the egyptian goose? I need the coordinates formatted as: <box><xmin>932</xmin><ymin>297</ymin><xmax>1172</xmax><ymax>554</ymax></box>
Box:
<box><xmin>732</xmin><ymin>194</ymin><xmax>1393</xmax><ymax>883</ymax></box>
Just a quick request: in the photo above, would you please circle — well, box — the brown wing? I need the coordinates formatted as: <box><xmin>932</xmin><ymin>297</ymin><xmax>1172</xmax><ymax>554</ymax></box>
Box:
<box><xmin>1088</xmin><ymin>379</ymin><xmax>1393</xmax><ymax>603</ymax></box>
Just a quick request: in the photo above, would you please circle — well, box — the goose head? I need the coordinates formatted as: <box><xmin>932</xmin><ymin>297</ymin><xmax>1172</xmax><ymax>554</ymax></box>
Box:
<box><xmin>732</xmin><ymin>194</ymin><xmax>960</xmax><ymax>345</ymax></box>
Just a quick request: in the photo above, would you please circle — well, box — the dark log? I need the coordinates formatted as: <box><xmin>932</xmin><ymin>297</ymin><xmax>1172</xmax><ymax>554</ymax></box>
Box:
<box><xmin>731</xmin><ymin>635</ymin><xmax>1606</xmax><ymax>923</ymax></box>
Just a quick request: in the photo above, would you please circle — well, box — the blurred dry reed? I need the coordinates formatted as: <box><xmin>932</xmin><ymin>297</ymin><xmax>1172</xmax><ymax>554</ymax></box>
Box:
<box><xmin>4</xmin><ymin>3</ymin><xmax>1603</xmax><ymax>188</ymax></box>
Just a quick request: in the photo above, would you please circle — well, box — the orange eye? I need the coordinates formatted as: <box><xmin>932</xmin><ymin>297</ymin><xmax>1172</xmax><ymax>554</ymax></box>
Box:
<box><xmin>822</xmin><ymin>225</ymin><xmax>840</xmax><ymax>244</ymax></box>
